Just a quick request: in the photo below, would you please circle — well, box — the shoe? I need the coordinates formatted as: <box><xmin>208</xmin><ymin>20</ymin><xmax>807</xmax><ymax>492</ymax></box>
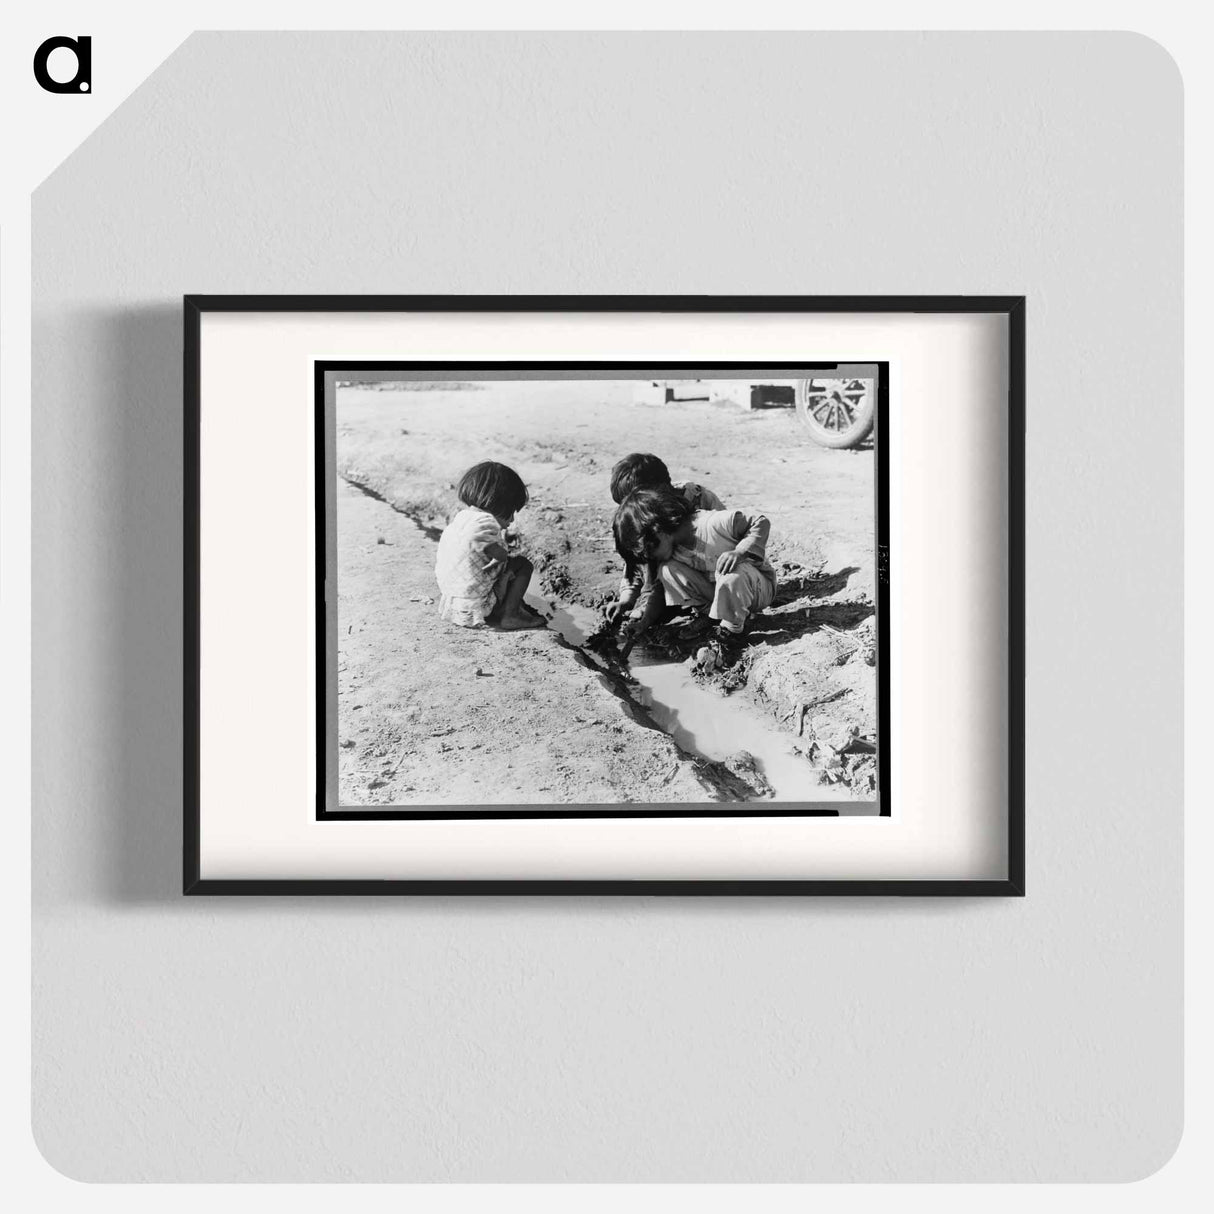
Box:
<box><xmin>676</xmin><ymin>612</ymin><xmax>713</xmax><ymax>638</ymax></box>
<box><xmin>711</xmin><ymin>624</ymin><xmax>744</xmax><ymax>665</ymax></box>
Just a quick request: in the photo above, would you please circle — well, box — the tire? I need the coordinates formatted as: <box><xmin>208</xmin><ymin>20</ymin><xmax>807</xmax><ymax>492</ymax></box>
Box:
<box><xmin>795</xmin><ymin>377</ymin><xmax>876</xmax><ymax>449</ymax></box>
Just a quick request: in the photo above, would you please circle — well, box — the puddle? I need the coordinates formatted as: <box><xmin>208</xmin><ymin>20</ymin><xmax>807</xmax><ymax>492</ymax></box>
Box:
<box><xmin>532</xmin><ymin>596</ymin><xmax>854</xmax><ymax>804</ymax></box>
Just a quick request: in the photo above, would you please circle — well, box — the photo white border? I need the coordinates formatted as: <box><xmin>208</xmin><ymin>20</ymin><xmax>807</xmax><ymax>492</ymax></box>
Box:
<box><xmin>196</xmin><ymin>308</ymin><xmax>1010</xmax><ymax>882</ymax></box>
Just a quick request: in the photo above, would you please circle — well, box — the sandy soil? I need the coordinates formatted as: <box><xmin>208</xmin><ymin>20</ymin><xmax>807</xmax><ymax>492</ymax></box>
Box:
<box><xmin>337</xmin><ymin>480</ymin><xmax>717</xmax><ymax>805</ymax></box>
<box><xmin>335</xmin><ymin>380</ymin><xmax>878</xmax><ymax>806</ymax></box>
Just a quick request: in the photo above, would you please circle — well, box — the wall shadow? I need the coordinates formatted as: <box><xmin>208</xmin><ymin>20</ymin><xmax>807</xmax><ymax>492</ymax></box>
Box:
<box><xmin>91</xmin><ymin>304</ymin><xmax>184</xmax><ymax>904</ymax></box>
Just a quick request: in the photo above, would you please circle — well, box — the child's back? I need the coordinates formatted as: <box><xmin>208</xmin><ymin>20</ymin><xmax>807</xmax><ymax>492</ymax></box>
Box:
<box><xmin>673</xmin><ymin>480</ymin><xmax>725</xmax><ymax>513</ymax></box>
<box><xmin>435</xmin><ymin>506</ymin><xmax>507</xmax><ymax>627</ymax></box>
<box><xmin>671</xmin><ymin>508</ymin><xmax>776</xmax><ymax>585</ymax></box>
<box><xmin>434</xmin><ymin>461</ymin><xmax>544</xmax><ymax>631</ymax></box>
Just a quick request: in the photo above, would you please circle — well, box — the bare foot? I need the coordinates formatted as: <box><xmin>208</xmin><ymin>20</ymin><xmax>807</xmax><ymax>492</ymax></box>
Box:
<box><xmin>495</xmin><ymin>611</ymin><xmax>546</xmax><ymax>631</ymax></box>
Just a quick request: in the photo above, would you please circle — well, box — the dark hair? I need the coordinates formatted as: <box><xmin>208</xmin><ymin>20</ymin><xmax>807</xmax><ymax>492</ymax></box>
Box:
<box><xmin>457</xmin><ymin>461</ymin><xmax>529</xmax><ymax>517</ymax></box>
<box><xmin>610</xmin><ymin>452</ymin><xmax>671</xmax><ymax>504</ymax></box>
<box><xmin>612</xmin><ymin>488</ymin><xmax>694</xmax><ymax>561</ymax></box>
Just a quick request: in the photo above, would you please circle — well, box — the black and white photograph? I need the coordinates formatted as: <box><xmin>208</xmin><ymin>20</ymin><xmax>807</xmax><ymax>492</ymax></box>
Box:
<box><xmin>322</xmin><ymin>365</ymin><xmax>888</xmax><ymax>816</ymax></box>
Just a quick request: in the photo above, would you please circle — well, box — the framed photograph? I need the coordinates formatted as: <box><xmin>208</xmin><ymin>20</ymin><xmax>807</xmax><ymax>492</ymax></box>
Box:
<box><xmin>185</xmin><ymin>296</ymin><xmax>1023</xmax><ymax>894</ymax></box>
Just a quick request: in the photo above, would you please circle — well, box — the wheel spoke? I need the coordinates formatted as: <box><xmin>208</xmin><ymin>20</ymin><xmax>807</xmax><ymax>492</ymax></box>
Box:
<box><xmin>802</xmin><ymin>378</ymin><xmax>872</xmax><ymax>435</ymax></box>
<box><xmin>800</xmin><ymin>377</ymin><xmax>873</xmax><ymax>443</ymax></box>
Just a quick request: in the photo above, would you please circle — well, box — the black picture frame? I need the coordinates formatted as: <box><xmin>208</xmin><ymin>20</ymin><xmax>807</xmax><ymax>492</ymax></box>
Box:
<box><xmin>184</xmin><ymin>295</ymin><xmax>1025</xmax><ymax>896</ymax></box>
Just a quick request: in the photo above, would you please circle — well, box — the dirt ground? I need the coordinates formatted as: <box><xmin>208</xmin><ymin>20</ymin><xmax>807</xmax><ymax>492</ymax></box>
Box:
<box><xmin>335</xmin><ymin>380</ymin><xmax>878</xmax><ymax>806</ymax></box>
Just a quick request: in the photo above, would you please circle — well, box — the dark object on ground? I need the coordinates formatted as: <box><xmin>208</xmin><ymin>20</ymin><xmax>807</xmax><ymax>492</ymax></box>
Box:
<box><xmin>721</xmin><ymin>750</ymin><xmax>774</xmax><ymax>798</ymax></box>
<box><xmin>695</xmin><ymin>753</ymin><xmax>772</xmax><ymax>801</ymax></box>
<box><xmin>663</xmin><ymin>383</ymin><xmax>710</xmax><ymax>402</ymax></box>
<box><xmin>750</xmin><ymin>384</ymin><xmax>796</xmax><ymax>409</ymax></box>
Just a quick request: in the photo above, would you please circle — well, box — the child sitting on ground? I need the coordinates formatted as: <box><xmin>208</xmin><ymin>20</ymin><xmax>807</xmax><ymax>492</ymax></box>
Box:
<box><xmin>612</xmin><ymin>488</ymin><xmax>778</xmax><ymax>662</ymax></box>
<box><xmin>435</xmin><ymin>461</ymin><xmax>545</xmax><ymax>631</ymax></box>
<box><xmin>604</xmin><ymin>453</ymin><xmax>725</xmax><ymax>626</ymax></box>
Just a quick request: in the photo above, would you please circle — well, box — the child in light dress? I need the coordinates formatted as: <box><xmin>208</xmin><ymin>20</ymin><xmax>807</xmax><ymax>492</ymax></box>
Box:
<box><xmin>434</xmin><ymin>461</ymin><xmax>545</xmax><ymax>631</ymax></box>
<box><xmin>604</xmin><ymin>452</ymin><xmax>725</xmax><ymax>628</ymax></box>
<box><xmin>612</xmin><ymin>487</ymin><xmax>777</xmax><ymax>663</ymax></box>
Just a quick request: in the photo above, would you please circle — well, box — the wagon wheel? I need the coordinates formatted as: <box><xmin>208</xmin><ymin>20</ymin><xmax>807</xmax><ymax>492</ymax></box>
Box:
<box><xmin>795</xmin><ymin>378</ymin><xmax>876</xmax><ymax>449</ymax></box>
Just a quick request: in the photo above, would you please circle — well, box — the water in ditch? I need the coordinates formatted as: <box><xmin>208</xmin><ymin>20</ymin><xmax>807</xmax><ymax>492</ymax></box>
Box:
<box><xmin>530</xmin><ymin>595</ymin><xmax>855</xmax><ymax>805</ymax></box>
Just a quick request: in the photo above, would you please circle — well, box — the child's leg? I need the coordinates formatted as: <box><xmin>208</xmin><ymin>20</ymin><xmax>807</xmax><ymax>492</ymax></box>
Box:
<box><xmin>709</xmin><ymin>564</ymin><xmax>776</xmax><ymax>633</ymax></box>
<box><xmin>490</xmin><ymin>554</ymin><xmax>544</xmax><ymax>631</ymax></box>
<box><xmin>658</xmin><ymin>560</ymin><xmax>715</xmax><ymax>611</ymax></box>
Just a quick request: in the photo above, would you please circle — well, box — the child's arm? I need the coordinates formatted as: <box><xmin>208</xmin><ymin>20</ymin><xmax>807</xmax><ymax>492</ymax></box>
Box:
<box><xmin>606</xmin><ymin>558</ymin><xmax>644</xmax><ymax>623</ymax></box>
<box><xmin>627</xmin><ymin>561</ymin><xmax>662</xmax><ymax>619</ymax></box>
<box><xmin>717</xmin><ymin>509</ymin><xmax>771</xmax><ymax>575</ymax></box>
<box><xmin>620</xmin><ymin>580</ymin><xmax>666</xmax><ymax>648</ymax></box>
<box><xmin>478</xmin><ymin>538</ymin><xmax>513</xmax><ymax>585</ymax></box>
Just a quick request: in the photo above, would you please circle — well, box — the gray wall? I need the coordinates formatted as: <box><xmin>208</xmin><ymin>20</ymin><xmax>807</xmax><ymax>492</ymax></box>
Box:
<box><xmin>32</xmin><ymin>32</ymin><xmax>1182</xmax><ymax>1181</ymax></box>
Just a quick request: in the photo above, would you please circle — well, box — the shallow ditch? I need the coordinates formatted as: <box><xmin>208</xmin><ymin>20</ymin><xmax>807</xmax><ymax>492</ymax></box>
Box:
<box><xmin>535</xmin><ymin>598</ymin><xmax>855</xmax><ymax>807</ymax></box>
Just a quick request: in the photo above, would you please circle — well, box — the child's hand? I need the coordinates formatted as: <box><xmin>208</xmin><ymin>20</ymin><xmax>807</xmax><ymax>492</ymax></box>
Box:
<box><xmin>716</xmin><ymin>548</ymin><xmax>743</xmax><ymax>575</ymax></box>
<box><xmin>604</xmin><ymin>600</ymin><xmax>625</xmax><ymax>625</ymax></box>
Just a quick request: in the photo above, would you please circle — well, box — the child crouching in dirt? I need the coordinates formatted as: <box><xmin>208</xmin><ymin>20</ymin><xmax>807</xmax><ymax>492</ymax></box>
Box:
<box><xmin>613</xmin><ymin>488</ymin><xmax>777</xmax><ymax>663</ymax></box>
<box><xmin>435</xmin><ymin>461</ymin><xmax>545</xmax><ymax>631</ymax></box>
<box><xmin>604</xmin><ymin>452</ymin><xmax>725</xmax><ymax>627</ymax></box>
